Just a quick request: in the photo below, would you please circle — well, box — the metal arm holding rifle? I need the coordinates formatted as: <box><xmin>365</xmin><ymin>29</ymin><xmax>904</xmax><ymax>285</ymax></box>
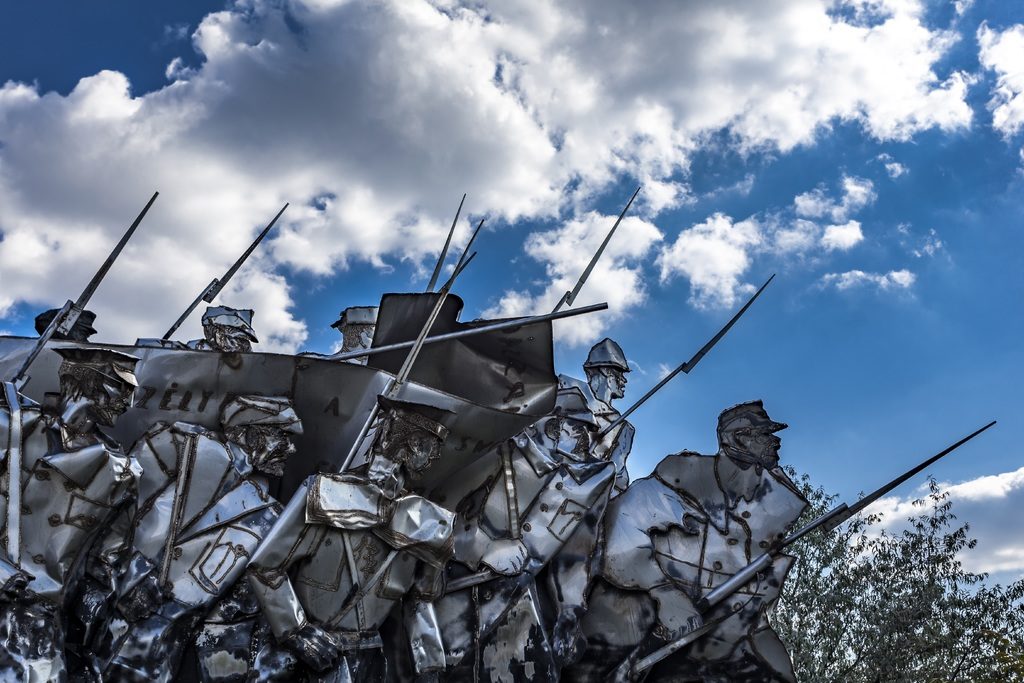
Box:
<box><xmin>552</xmin><ymin>186</ymin><xmax>641</xmax><ymax>314</ymax></box>
<box><xmin>630</xmin><ymin>420</ymin><xmax>998</xmax><ymax>675</ymax></box>
<box><xmin>11</xmin><ymin>191</ymin><xmax>159</xmax><ymax>387</ymax></box>
<box><xmin>598</xmin><ymin>274</ymin><xmax>775</xmax><ymax>439</ymax></box>
<box><xmin>162</xmin><ymin>203</ymin><xmax>288</xmax><ymax>340</ymax></box>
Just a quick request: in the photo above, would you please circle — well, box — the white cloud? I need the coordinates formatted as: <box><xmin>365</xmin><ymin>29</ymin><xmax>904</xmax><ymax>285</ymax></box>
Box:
<box><xmin>911</xmin><ymin>228</ymin><xmax>945</xmax><ymax>257</ymax></box>
<box><xmin>978</xmin><ymin>23</ymin><xmax>1024</xmax><ymax>137</ymax></box>
<box><xmin>0</xmin><ymin>0</ymin><xmax>972</xmax><ymax>348</ymax></box>
<box><xmin>820</xmin><ymin>268</ymin><xmax>915</xmax><ymax>290</ymax></box>
<box><xmin>866</xmin><ymin>466</ymin><xmax>1024</xmax><ymax>578</ymax></box>
<box><xmin>886</xmin><ymin>161</ymin><xmax>908</xmax><ymax>177</ymax></box>
<box><xmin>954</xmin><ymin>0</ymin><xmax>974</xmax><ymax>16</ymax></box>
<box><xmin>657</xmin><ymin>213</ymin><xmax>762</xmax><ymax>309</ymax></box>
<box><xmin>772</xmin><ymin>219</ymin><xmax>822</xmax><ymax>254</ymax></box>
<box><xmin>794</xmin><ymin>175</ymin><xmax>876</xmax><ymax>222</ymax></box>
<box><xmin>821</xmin><ymin>220</ymin><xmax>865</xmax><ymax>250</ymax></box>
<box><xmin>484</xmin><ymin>212</ymin><xmax>663</xmax><ymax>346</ymax></box>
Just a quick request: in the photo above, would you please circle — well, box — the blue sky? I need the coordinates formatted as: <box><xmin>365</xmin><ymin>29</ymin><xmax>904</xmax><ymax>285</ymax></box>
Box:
<box><xmin>1</xmin><ymin>0</ymin><xmax>1022</xmax><ymax>579</ymax></box>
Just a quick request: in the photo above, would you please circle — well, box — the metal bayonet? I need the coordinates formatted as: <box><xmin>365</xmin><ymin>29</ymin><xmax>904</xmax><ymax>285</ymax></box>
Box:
<box><xmin>426</xmin><ymin>194</ymin><xmax>466</xmax><ymax>293</ymax></box>
<box><xmin>12</xmin><ymin>191</ymin><xmax>159</xmax><ymax>386</ymax></box>
<box><xmin>598</xmin><ymin>273</ymin><xmax>774</xmax><ymax>438</ymax></box>
<box><xmin>552</xmin><ymin>186</ymin><xmax>640</xmax><ymax>314</ymax></box>
<box><xmin>162</xmin><ymin>203</ymin><xmax>288</xmax><ymax>340</ymax></box>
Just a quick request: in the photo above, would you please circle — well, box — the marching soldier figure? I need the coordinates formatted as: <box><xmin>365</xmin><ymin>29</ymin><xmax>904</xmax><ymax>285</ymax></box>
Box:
<box><xmin>427</xmin><ymin>382</ymin><xmax>615</xmax><ymax>682</ymax></box>
<box><xmin>569</xmin><ymin>400</ymin><xmax>807</xmax><ymax>682</ymax></box>
<box><xmin>81</xmin><ymin>395</ymin><xmax>302</xmax><ymax>682</ymax></box>
<box><xmin>245</xmin><ymin>397</ymin><xmax>457</xmax><ymax>682</ymax></box>
<box><xmin>560</xmin><ymin>338</ymin><xmax>634</xmax><ymax>493</ymax></box>
<box><xmin>0</xmin><ymin>347</ymin><xmax>141</xmax><ymax>682</ymax></box>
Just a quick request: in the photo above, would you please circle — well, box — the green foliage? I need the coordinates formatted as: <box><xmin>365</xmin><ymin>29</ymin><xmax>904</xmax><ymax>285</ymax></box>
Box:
<box><xmin>771</xmin><ymin>470</ymin><xmax>1024</xmax><ymax>682</ymax></box>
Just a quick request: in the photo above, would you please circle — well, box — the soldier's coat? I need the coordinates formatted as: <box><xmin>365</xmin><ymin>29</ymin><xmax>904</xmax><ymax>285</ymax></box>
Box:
<box><xmin>90</xmin><ymin>421</ymin><xmax>281</xmax><ymax>682</ymax></box>
<box><xmin>572</xmin><ymin>451</ymin><xmax>807</xmax><ymax>682</ymax></box>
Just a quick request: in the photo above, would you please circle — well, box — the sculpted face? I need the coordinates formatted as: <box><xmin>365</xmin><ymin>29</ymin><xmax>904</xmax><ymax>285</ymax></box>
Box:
<box><xmin>587</xmin><ymin>366</ymin><xmax>629</xmax><ymax>404</ymax></box>
<box><xmin>204</xmin><ymin>323</ymin><xmax>254</xmax><ymax>353</ymax></box>
<box><xmin>239</xmin><ymin>424</ymin><xmax>302</xmax><ymax>476</ymax></box>
<box><xmin>396</xmin><ymin>429</ymin><xmax>443</xmax><ymax>475</ymax></box>
<box><xmin>731</xmin><ymin>426</ymin><xmax>782</xmax><ymax>469</ymax></box>
<box><xmin>90</xmin><ymin>381</ymin><xmax>135</xmax><ymax>427</ymax></box>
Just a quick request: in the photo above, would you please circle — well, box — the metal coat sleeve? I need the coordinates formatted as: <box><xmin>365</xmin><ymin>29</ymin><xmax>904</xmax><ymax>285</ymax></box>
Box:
<box><xmin>246</xmin><ymin>484</ymin><xmax>317</xmax><ymax>639</ymax></box>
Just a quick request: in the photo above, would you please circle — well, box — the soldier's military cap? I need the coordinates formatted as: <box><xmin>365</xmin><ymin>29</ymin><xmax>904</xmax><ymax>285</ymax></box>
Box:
<box><xmin>35</xmin><ymin>308</ymin><xmax>98</xmax><ymax>342</ymax></box>
<box><xmin>331</xmin><ymin>306</ymin><xmax>378</xmax><ymax>330</ymax></box>
<box><xmin>202</xmin><ymin>306</ymin><xmax>258</xmax><ymax>342</ymax></box>
<box><xmin>583</xmin><ymin>337</ymin><xmax>630</xmax><ymax>372</ymax></box>
<box><xmin>718</xmin><ymin>399</ymin><xmax>788</xmax><ymax>435</ymax></box>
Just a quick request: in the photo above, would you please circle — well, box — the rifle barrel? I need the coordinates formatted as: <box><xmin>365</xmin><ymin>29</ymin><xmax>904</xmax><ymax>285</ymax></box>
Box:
<box><xmin>427</xmin><ymin>194</ymin><xmax>465</xmax><ymax>292</ymax></box>
<box><xmin>552</xmin><ymin>186</ymin><xmax>640</xmax><ymax>314</ymax></box>
<box><xmin>212</xmin><ymin>203</ymin><xmax>288</xmax><ymax>301</ymax></box>
<box><xmin>328</xmin><ymin>302</ymin><xmax>608</xmax><ymax>362</ymax></box>
<box><xmin>74</xmin><ymin>191</ymin><xmax>159</xmax><ymax>310</ymax></box>
<box><xmin>598</xmin><ymin>274</ymin><xmax>774</xmax><ymax>437</ymax></box>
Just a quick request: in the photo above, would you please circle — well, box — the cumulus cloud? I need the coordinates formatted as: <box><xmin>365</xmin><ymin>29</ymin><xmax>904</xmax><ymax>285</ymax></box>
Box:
<box><xmin>820</xmin><ymin>268</ymin><xmax>916</xmax><ymax>290</ymax></box>
<box><xmin>657</xmin><ymin>213</ymin><xmax>762</xmax><ymax>309</ymax></box>
<box><xmin>866</xmin><ymin>466</ymin><xmax>1024</xmax><ymax>577</ymax></box>
<box><xmin>979</xmin><ymin>22</ymin><xmax>1024</xmax><ymax>137</ymax></box>
<box><xmin>821</xmin><ymin>220</ymin><xmax>865</xmax><ymax>250</ymax></box>
<box><xmin>484</xmin><ymin>212</ymin><xmax>662</xmax><ymax>346</ymax></box>
<box><xmin>794</xmin><ymin>176</ymin><xmax>876</xmax><ymax>222</ymax></box>
<box><xmin>0</xmin><ymin>0</ymin><xmax>972</xmax><ymax>349</ymax></box>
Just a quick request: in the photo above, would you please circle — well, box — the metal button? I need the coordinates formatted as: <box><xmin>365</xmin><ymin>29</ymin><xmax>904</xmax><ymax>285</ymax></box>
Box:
<box><xmin>48</xmin><ymin>514</ymin><xmax>62</xmax><ymax>527</ymax></box>
<box><xmin>34</xmin><ymin>470</ymin><xmax>49</xmax><ymax>481</ymax></box>
<box><xmin>741</xmin><ymin>511</ymin><xmax>751</xmax><ymax>519</ymax></box>
<box><xmin>555</xmin><ymin>482</ymin><xmax>564</xmax><ymax>490</ymax></box>
<box><xmin>523</xmin><ymin>523</ymin><xmax>532</xmax><ymax>532</ymax></box>
<box><xmin>540</xmin><ymin>504</ymin><xmax>549</xmax><ymax>512</ymax></box>
<box><xmin>713</xmin><ymin>561</ymin><xmax>723</xmax><ymax>570</ymax></box>
<box><xmin>727</xmin><ymin>538</ymin><xmax>739</xmax><ymax>545</ymax></box>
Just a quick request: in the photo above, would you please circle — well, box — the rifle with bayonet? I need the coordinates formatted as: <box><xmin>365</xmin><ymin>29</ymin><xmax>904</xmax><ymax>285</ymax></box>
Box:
<box><xmin>552</xmin><ymin>186</ymin><xmax>641</xmax><ymax>314</ymax></box>
<box><xmin>627</xmin><ymin>420</ymin><xmax>998</xmax><ymax>676</ymax></box>
<box><xmin>10</xmin><ymin>191</ymin><xmax>159</xmax><ymax>387</ymax></box>
<box><xmin>162</xmin><ymin>203</ymin><xmax>288</xmax><ymax>340</ymax></box>
<box><xmin>426</xmin><ymin>194</ymin><xmax>466</xmax><ymax>292</ymax></box>
<box><xmin>598</xmin><ymin>273</ymin><xmax>775</xmax><ymax>439</ymax></box>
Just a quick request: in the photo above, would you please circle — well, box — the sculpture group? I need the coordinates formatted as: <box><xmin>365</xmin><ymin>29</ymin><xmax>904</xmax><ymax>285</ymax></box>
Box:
<box><xmin>0</xmin><ymin>194</ymin><xmax>992</xmax><ymax>682</ymax></box>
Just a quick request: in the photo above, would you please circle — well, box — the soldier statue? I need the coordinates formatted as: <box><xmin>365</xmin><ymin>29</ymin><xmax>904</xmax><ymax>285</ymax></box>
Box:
<box><xmin>0</xmin><ymin>347</ymin><xmax>141</xmax><ymax>682</ymax></box>
<box><xmin>568</xmin><ymin>400</ymin><xmax>807</xmax><ymax>682</ymax></box>
<box><xmin>331</xmin><ymin>306</ymin><xmax>378</xmax><ymax>363</ymax></box>
<box><xmin>560</xmin><ymin>338</ymin><xmax>634</xmax><ymax>493</ymax></box>
<box><xmin>34</xmin><ymin>307</ymin><xmax>99</xmax><ymax>342</ymax></box>
<box><xmin>78</xmin><ymin>395</ymin><xmax>302</xmax><ymax>682</ymax></box>
<box><xmin>245</xmin><ymin>396</ymin><xmax>457</xmax><ymax>682</ymax></box>
<box><xmin>426</xmin><ymin>379</ymin><xmax>615</xmax><ymax>681</ymax></box>
<box><xmin>188</xmin><ymin>306</ymin><xmax>259</xmax><ymax>353</ymax></box>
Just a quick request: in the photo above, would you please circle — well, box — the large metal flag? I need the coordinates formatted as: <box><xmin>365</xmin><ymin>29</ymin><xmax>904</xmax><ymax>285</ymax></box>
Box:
<box><xmin>0</xmin><ymin>291</ymin><xmax>556</xmax><ymax>502</ymax></box>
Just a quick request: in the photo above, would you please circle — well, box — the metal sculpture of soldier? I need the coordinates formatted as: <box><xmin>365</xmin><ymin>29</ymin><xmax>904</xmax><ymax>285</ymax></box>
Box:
<box><xmin>425</xmin><ymin>382</ymin><xmax>615</xmax><ymax>681</ymax></box>
<box><xmin>568</xmin><ymin>400</ymin><xmax>807</xmax><ymax>682</ymax></box>
<box><xmin>560</xmin><ymin>338</ymin><xmax>634</xmax><ymax>493</ymax></box>
<box><xmin>0</xmin><ymin>347</ymin><xmax>140</xmax><ymax>682</ymax></box>
<box><xmin>331</xmin><ymin>306</ymin><xmax>378</xmax><ymax>363</ymax></box>
<box><xmin>245</xmin><ymin>396</ymin><xmax>457</xmax><ymax>682</ymax></box>
<box><xmin>79</xmin><ymin>395</ymin><xmax>302</xmax><ymax>682</ymax></box>
<box><xmin>188</xmin><ymin>306</ymin><xmax>259</xmax><ymax>353</ymax></box>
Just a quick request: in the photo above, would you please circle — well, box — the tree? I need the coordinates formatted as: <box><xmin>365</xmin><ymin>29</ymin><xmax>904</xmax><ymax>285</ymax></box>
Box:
<box><xmin>771</xmin><ymin>470</ymin><xmax>1024</xmax><ymax>682</ymax></box>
